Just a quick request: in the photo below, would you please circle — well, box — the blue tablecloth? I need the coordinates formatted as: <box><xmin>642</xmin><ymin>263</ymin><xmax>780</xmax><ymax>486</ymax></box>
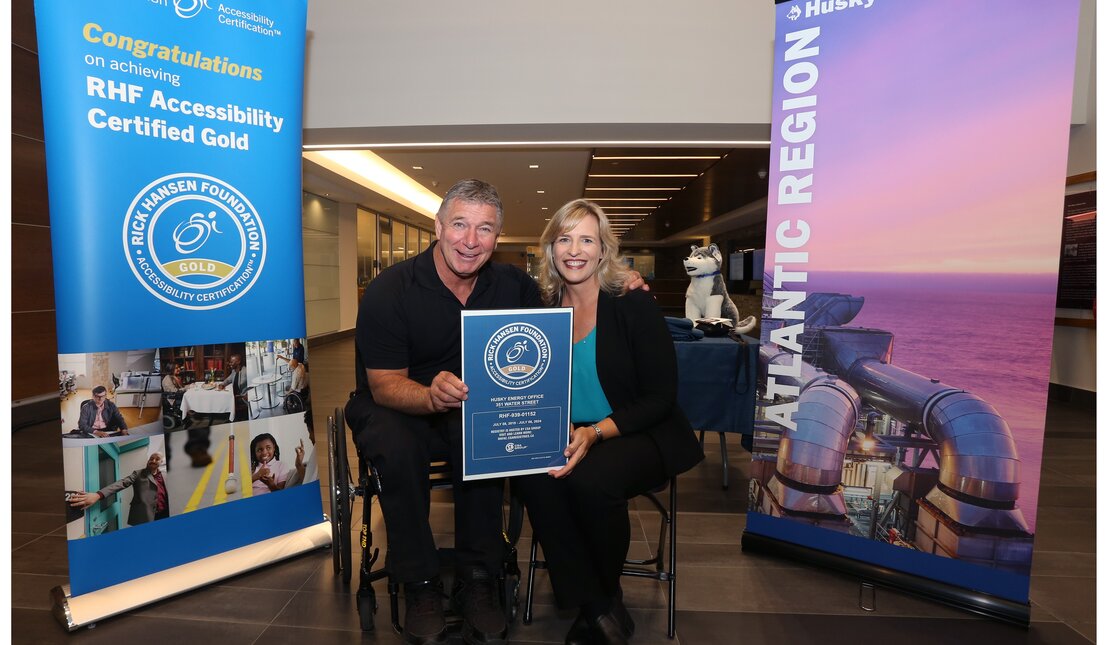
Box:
<box><xmin>674</xmin><ymin>335</ymin><xmax>757</xmax><ymax>435</ymax></box>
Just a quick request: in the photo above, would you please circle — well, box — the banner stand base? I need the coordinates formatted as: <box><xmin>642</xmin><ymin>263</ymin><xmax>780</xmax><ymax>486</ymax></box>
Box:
<box><xmin>52</xmin><ymin>520</ymin><xmax>331</xmax><ymax>632</ymax></box>
<box><xmin>741</xmin><ymin>530</ymin><xmax>1031</xmax><ymax>628</ymax></box>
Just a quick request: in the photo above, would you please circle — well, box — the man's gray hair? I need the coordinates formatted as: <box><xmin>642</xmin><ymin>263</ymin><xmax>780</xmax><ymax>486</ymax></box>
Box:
<box><xmin>436</xmin><ymin>179</ymin><xmax>504</xmax><ymax>228</ymax></box>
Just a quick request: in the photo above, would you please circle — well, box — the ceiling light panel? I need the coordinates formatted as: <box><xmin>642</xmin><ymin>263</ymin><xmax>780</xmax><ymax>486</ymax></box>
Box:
<box><xmin>303</xmin><ymin>150</ymin><xmax>441</xmax><ymax>218</ymax></box>
<box><xmin>587</xmin><ymin>174</ymin><xmax>698</xmax><ymax>178</ymax></box>
<box><xmin>591</xmin><ymin>155</ymin><xmax>722</xmax><ymax>160</ymax></box>
<box><xmin>304</xmin><ymin>140</ymin><xmax>765</xmax><ymax>150</ymax></box>
<box><xmin>585</xmin><ymin>187</ymin><xmax>682</xmax><ymax>191</ymax></box>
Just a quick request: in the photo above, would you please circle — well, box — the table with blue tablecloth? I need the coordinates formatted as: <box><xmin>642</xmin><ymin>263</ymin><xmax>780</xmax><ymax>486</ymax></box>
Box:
<box><xmin>674</xmin><ymin>335</ymin><xmax>758</xmax><ymax>488</ymax></box>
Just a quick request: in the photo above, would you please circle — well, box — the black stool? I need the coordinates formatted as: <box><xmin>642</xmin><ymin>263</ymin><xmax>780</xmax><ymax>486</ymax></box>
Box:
<box><xmin>522</xmin><ymin>476</ymin><xmax>679</xmax><ymax>638</ymax></box>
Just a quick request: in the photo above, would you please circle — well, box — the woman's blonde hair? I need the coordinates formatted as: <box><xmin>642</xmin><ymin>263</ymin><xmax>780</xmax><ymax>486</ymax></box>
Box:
<box><xmin>537</xmin><ymin>199</ymin><xmax>629</xmax><ymax>305</ymax></box>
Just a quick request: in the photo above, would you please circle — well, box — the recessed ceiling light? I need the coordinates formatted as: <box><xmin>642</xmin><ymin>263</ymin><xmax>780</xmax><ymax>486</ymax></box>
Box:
<box><xmin>585</xmin><ymin>187</ymin><xmax>681</xmax><ymax>191</ymax></box>
<box><xmin>588</xmin><ymin>174</ymin><xmax>697</xmax><ymax>178</ymax></box>
<box><xmin>591</xmin><ymin>155</ymin><xmax>723</xmax><ymax>160</ymax></box>
<box><xmin>588</xmin><ymin>197</ymin><xmax>668</xmax><ymax>201</ymax></box>
<box><xmin>600</xmin><ymin>205</ymin><xmax>659</xmax><ymax>209</ymax></box>
<box><xmin>305</xmin><ymin>141</ymin><xmax>765</xmax><ymax>150</ymax></box>
<box><xmin>536</xmin><ymin>190</ymin><xmax>545</xmax><ymax>194</ymax></box>
<box><xmin>529</xmin><ymin>164</ymin><xmax>540</xmax><ymax>169</ymax></box>
<box><xmin>412</xmin><ymin>165</ymin><xmax>423</xmax><ymax>170</ymax></box>
<box><xmin>541</xmin><ymin>207</ymin><xmax>548</xmax><ymax>210</ymax></box>
<box><xmin>303</xmin><ymin>150</ymin><xmax>441</xmax><ymax>217</ymax></box>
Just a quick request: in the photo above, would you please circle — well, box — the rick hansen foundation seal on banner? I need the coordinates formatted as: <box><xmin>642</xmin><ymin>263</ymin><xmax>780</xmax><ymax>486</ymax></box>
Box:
<box><xmin>123</xmin><ymin>173</ymin><xmax>266</xmax><ymax>310</ymax></box>
<box><xmin>484</xmin><ymin>323</ymin><xmax>551</xmax><ymax>390</ymax></box>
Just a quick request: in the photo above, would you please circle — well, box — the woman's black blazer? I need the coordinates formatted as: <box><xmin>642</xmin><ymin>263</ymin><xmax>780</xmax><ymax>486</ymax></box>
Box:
<box><xmin>594</xmin><ymin>288</ymin><xmax>704</xmax><ymax>478</ymax></box>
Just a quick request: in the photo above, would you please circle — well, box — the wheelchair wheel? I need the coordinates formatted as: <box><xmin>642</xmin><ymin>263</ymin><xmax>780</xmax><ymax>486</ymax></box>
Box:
<box><xmin>328</xmin><ymin>410</ymin><xmax>353</xmax><ymax>581</ymax></box>
<box><xmin>503</xmin><ymin>575</ymin><xmax>520</xmax><ymax>623</ymax></box>
<box><xmin>501</xmin><ymin>487</ymin><xmax>524</xmax><ymax>623</ymax></box>
<box><xmin>357</xmin><ymin>587</ymin><xmax>376</xmax><ymax>631</ymax></box>
<box><xmin>327</xmin><ymin>412</ymin><xmax>341</xmax><ymax>574</ymax></box>
<box><xmin>284</xmin><ymin>391</ymin><xmax>306</xmax><ymax>414</ymax></box>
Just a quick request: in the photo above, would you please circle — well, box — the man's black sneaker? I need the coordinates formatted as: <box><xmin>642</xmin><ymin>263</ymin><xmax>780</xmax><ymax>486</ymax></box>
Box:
<box><xmin>454</xmin><ymin>567</ymin><xmax>508</xmax><ymax>645</ymax></box>
<box><xmin>403</xmin><ymin>579</ymin><xmax>447</xmax><ymax>645</ymax></box>
<box><xmin>612</xmin><ymin>591</ymin><xmax>634</xmax><ymax>637</ymax></box>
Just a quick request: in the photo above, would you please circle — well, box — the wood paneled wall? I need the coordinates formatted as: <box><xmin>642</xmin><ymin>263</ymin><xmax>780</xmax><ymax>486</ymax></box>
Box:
<box><xmin>12</xmin><ymin>1</ymin><xmax>59</xmax><ymax>402</ymax></box>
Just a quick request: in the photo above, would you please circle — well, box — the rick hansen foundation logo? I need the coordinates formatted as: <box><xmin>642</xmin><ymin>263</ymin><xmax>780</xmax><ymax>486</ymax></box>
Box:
<box><xmin>173</xmin><ymin>0</ymin><xmax>211</xmax><ymax>20</ymax></box>
<box><xmin>484</xmin><ymin>323</ymin><xmax>551</xmax><ymax>390</ymax></box>
<box><xmin>123</xmin><ymin>173</ymin><xmax>266</xmax><ymax>310</ymax></box>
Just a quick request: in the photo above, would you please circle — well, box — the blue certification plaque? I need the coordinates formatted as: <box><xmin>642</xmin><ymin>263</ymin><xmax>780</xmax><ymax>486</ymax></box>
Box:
<box><xmin>461</xmin><ymin>308</ymin><xmax>573</xmax><ymax>480</ymax></box>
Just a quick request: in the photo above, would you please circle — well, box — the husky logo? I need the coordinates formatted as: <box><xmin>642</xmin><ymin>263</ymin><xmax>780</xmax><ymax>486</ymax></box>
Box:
<box><xmin>484</xmin><ymin>323</ymin><xmax>551</xmax><ymax>390</ymax></box>
<box><xmin>173</xmin><ymin>0</ymin><xmax>210</xmax><ymax>19</ymax></box>
<box><xmin>123</xmin><ymin>173</ymin><xmax>266</xmax><ymax>310</ymax></box>
<box><xmin>798</xmin><ymin>0</ymin><xmax>876</xmax><ymax>20</ymax></box>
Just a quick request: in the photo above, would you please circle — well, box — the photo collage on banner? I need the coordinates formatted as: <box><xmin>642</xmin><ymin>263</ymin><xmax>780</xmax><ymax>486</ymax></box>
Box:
<box><xmin>35</xmin><ymin>0</ymin><xmax>316</xmax><ymax>596</ymax></box>
<box><xmin>751</xmin><ymin>0</ymin><xmax>1080</xmax><ymax>605</ymax></box>
<box><xmin>61</xmin><ymin>338</ymin><xmax>317</xmax><ymax>541</ymax></box>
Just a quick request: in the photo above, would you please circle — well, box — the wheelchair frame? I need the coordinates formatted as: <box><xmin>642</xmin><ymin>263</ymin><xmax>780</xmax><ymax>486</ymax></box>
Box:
<box><xmin>327</xmin><ymin>407</ymin><xmax>524</xmax><ymax>633</ymax></box>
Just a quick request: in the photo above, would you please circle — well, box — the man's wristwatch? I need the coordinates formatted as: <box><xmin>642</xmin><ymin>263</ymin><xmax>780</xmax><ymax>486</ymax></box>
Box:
<box><xmin>591</xmin><ymin>423</ymin><xmax>603</xmax><ymax>443</ymax></box>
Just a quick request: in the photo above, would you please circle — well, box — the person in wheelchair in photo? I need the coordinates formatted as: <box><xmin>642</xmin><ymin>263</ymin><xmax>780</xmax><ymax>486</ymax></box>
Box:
<box><xmin>347</xmin><ymin>179</ymin><xmax>542</xmax><ymax>645</ymax></box>
<box><xmin>282</xmin><ymin>356</ymin><xmax>310</xmax><ymax>414</ymax></box>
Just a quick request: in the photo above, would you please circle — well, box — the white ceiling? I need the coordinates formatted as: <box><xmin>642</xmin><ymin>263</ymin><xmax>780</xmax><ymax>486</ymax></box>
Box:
<box><xmin>375</xmin><ymin>149</ymin><xmax>594</xmax><ymax>240</ymax></box>
<box><xmin>303</xmin><ymin>148</ymin><xmax>596</xmax><ymax>246</ymax></box>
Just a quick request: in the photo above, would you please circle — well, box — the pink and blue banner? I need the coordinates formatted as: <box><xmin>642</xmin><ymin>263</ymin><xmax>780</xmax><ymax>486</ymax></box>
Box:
<box><xmin>749</xmin><ymin>0</ymin><xmax>1080</xmax><ymax>619</ymax></box>
<box><xmin>35</xmin><ymin>0</ymin><xmax>322</xmax><ymax>617</ymax></box>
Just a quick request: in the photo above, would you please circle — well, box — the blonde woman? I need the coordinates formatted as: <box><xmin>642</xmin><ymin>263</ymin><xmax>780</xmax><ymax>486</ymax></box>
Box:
<box><xmin>515</xmin><ymin>200</ymin><xmax>703</xmax><ymax>645</ymax></box>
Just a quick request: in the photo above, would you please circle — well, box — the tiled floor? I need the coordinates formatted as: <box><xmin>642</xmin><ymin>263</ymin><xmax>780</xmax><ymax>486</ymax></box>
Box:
<box><xmin>11</xmin><ymin>338</ymin><xmax>1096</xmax><ymax>644</ymax></box>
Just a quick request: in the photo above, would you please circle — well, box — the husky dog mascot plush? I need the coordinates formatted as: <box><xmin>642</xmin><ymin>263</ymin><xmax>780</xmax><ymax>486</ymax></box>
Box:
<box><xmin>683</xmin><ymin>243</ymin><xmax>740</xmax><ymax>324</ymax></box>
<box><xmin>682</xmin><ymin>244</ymin><xmax>758</xmax><ymax>335</ymax></box>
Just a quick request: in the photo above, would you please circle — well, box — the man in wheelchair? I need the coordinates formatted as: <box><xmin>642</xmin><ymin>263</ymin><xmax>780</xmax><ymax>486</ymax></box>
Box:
<box><xmin>346</xmin><ymin>180</ymin><xmax>543</xmax><ymax>645</ymax></box>
<box><xmin>282</xmin><ymin>357</ymin><xmax>310</xmax><ymax>413</ymax></box>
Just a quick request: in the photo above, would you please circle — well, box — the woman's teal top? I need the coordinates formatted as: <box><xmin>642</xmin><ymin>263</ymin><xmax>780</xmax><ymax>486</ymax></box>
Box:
<box><xmin>570</xmin><ymin>327</ymin><xmax>613</xmax><ymax>424</ymax></box>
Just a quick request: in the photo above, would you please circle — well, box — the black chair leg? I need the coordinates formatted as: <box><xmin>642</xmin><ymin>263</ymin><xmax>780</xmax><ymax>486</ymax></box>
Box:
<box><xmin>523</xmin><ymin>476</ymin><xmax>680</xmax><ymax>638</ymax></box>
<box><xmin>389</xmin><ymin>581</ymin><xmax>402</xmax><ymax>634</ymax></box>
<box><xmin>523</xmin><ymin>538</ymin><xmax>540</xmax><ymax>625</ymax></box>
<box><xmin>719</xmin><ymin>431</ymin><xmax>729</xmax><ymax>490</ymax></box>
<box><xmin>667</xmin><ymin>479</ymin><xmax>677</xmax><ymax>639</ymax></box>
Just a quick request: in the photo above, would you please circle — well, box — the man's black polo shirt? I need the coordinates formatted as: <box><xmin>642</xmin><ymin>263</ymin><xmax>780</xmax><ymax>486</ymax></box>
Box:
<box><xmin>355</xmin><ymin>242</ymin><xmax>543</xmax><ymax>392</ymax></box>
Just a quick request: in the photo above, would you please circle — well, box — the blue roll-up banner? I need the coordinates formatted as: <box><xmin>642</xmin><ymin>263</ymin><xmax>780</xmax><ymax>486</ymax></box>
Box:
<box><xmin>35</xmin><ymin>0</ymin><xmax>319</xmax><ymax>602</ymax></box>
<box><xmin>752</xmin><ymin>0</ymin><xmax>1079</xmax><ymax>613</ymax></box>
